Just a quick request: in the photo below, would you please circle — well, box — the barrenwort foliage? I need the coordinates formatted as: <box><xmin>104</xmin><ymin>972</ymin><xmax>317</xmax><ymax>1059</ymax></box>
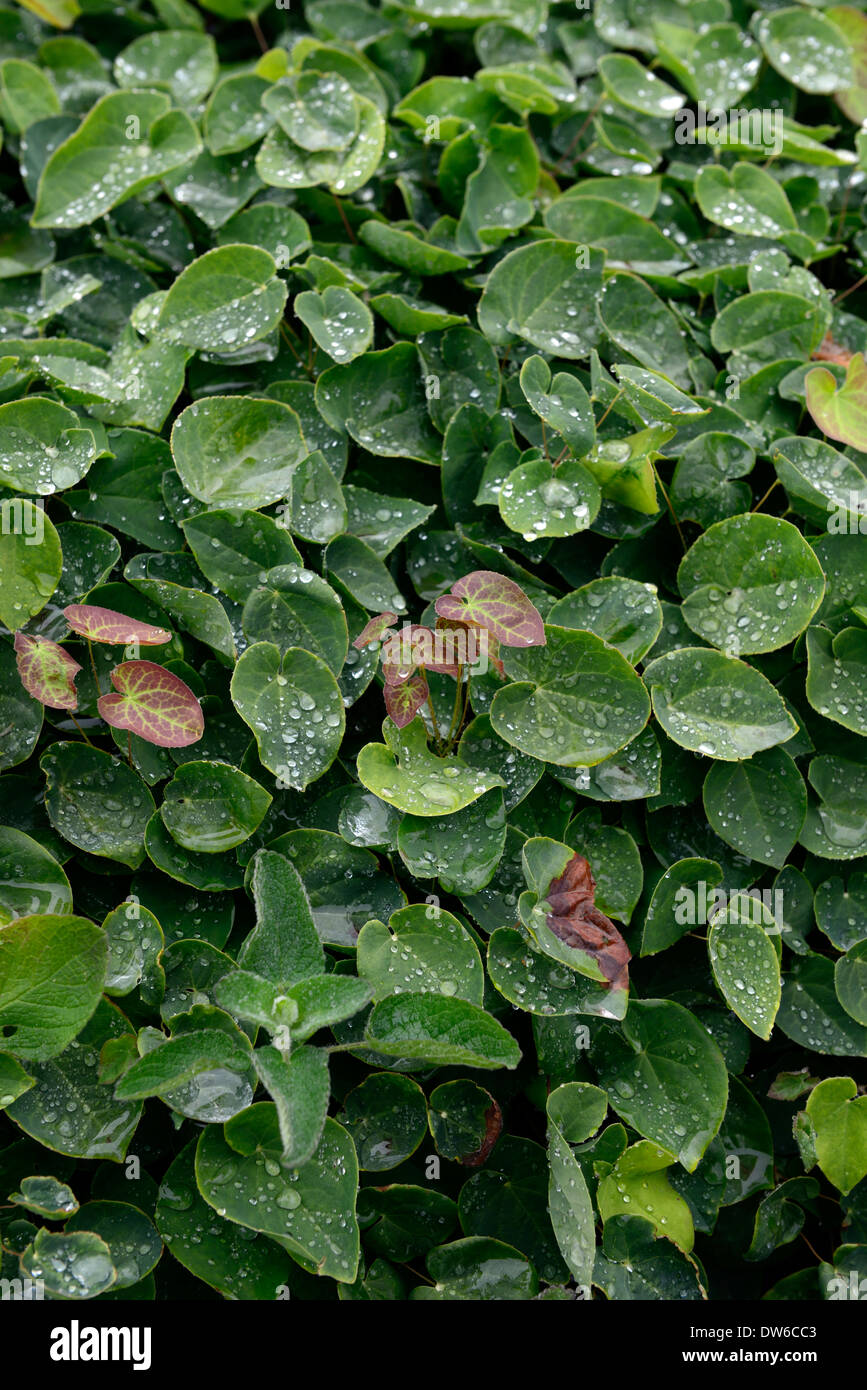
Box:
<box><xmin>0</xmin><ymin>0</ymin><xmax>865</xmax><ymax>1304</ymax></box>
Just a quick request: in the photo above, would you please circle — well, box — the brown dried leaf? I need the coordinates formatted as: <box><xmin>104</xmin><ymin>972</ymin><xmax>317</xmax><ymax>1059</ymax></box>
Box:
<box><xmin>544</xmin><ymin>852</ymin><xmax>630</xmax><ymax>993</ymax></box>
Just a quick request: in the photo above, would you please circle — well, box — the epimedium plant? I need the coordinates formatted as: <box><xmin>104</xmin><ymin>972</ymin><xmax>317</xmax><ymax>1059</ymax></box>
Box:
<box><xmin>0</xmin><ymin>0</ymin><xmax>865</xmax><ymax>1308</ymax></box>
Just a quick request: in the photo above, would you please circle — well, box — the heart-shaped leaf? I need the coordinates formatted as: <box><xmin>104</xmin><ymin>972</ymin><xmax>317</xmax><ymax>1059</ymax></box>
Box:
<box><xmin>97</xmin><ymin>660</ymin><xmax>204</xmax><ymax>747</ymax></box>
<box><xmin>14</xmin><ymin>632</ymin><xmax>80</xmax><ymax>708</ymax></box>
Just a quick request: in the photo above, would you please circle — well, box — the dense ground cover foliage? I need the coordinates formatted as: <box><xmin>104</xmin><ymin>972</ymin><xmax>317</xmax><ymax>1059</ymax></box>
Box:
<box><xmin>0</xmin><ymin>0</ymin><xmax>866</xmax><ymax>1304</ymax></box>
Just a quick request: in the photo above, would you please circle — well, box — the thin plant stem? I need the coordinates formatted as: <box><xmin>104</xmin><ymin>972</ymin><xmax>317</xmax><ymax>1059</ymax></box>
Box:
<box><xmin>595</xmin><ymin>387</ymin><xmax>624</xmax><ymax>430</ymax></box>
<box><xmin>445</xmin><ymin>664</ymin><xmax>464</xmax><ymax>748</ymax></box>
<box><xmin>332</xmin><ymin>194</ymin><xmax>357</xmax><ymax>243</ymax></box>
<box><xmin>250</xmin><ymin>16</ymin><xmax>268</xmax><ymax>53</ymax></box>
<box><xmin>833</xmin><ymin>272</ymin><xmax>867</xmax><ymax>306</ymax></box>
<box><xmin>752</xmin><ymin>478</ymin><xmax>781</xmax><ymax>514</ymax></box>
<box><xmin>86</xmin><ymin>638</ymin><xmax>99</xmax><ymax>692</ymax></box>
<box><xmin>69</xmin><ymin>713</ymin><xmax>95</xmax><ymax>747</ymax></box>
<box><xmin>653</xmin><ymin>463</ymin><xmax>687</xmax><ymax>553</ymax></box>
<box><xmin>420</xmin><ymin>666</ymin><xmax>442</xmax><ymax>749</ymax></box>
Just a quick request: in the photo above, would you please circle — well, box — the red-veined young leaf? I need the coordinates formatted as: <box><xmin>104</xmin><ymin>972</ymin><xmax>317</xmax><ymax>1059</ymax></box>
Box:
<box><xmin>14</xmin><ymin>633</ymin><xmax>81</xmax><ymax>710</ymax></box>
<box><xmin>434</xmin><ymin>571</ymin><xmax>545</xmax><ymax>648</ymax></box>
<box><xmin>352</xmin><ymin>611</ymin><xmax>398</xmax><ymax>649</ymax></box>
<box><xmin>97</xmin><ymin>660</ymin><xmax>204</xmax><ymax>748</ymax></box>
<box><xmin>381</xmin><ymin>625</ymin><xmax>460</xmax><ymax>684</ymax></box>
<box><xmin>63</xmin><ymin>604</ymin><xmax>172</xmax><ymax>645</ymax></box>
<box><xmin>384</xmin><ymin>671</ymin><xmax>429</xmax><ymax>729</ymax></box>
<box><xmin>544</xmin><ymin>853</ymin><xmax>630</xmax><ymax>994</ymax></box>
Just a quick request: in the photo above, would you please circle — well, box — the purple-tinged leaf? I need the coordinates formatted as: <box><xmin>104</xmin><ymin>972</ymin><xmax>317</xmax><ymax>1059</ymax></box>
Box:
<box><xmin>434</xmin><ymin>571</ymin><xmax>545</xmax><ymax>648</ymax></box>
<box><xmin>97</xmin><ymin>660</ymin><xmax>204</xmax><ymax>748</ymax></box>
<box><xmin>64</xmin><ymin>604</ymin><xmax>172</xmax><ymax>645</ymax></box>
<box><xmin>381</xmin><ymin>625</ymin><xmax>460</xmax><ymax>684</ymax></box>
<box><xmin>14</xmin><ymin>633</ymin><xmax>80</xmax><ymax>710</ymax></box>
<box><xmin>352</xmin><ymin>611</ymin><xmax>398</xmax><ymax>649</ymax></box>
<box><xmin>385</xmin><ymin>671</ymin><xmax>429</xmax><ymax>729</ymax></box>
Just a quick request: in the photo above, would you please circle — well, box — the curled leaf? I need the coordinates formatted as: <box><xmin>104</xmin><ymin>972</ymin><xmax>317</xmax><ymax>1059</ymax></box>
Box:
<box><xmin>434</xmin><ymin>570</ymin><xmax>545</xmax><ymax>648</ymax></box>
<box><xmin>381</xmin><ymin>625</ymin><xmax>460</xmax><ymax>683</ymax></box>
<box><xmin>14</xmin><ymin>632</ymin><xmax>80</xmax><ymax>710</ymax></box>
<box><xmin>543</xmin><ymin>853</ymin><xmax>631</xmax><ymax>994</ymax></box>
<box><xmin>352</xmin><ymin>610</ymin><xmax>398</xmax><ymax>649</ymax></box>
<box><xmin>97</xmin><ymin>660</ymin><xmax>204</xmax><ymax>748</ymax></box>
<box><xmin>64</xmin><ymin>604</ymin><xmax>171</xmax><ymax>645</ymax></box>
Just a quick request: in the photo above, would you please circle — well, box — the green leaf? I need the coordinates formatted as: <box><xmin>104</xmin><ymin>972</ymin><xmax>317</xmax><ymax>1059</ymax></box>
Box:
<box><xmin>257</xmin><ymin>91</ymin><xmax>385</xmax><ymax>196</ymax></box>
<box><xmin>640</xmin><ymin>858</ymin><xmax>723</xmax><ymax>957</ymax></box>
<box><xmin>0</xmin><ymin>499</ymin><xmax>62</xmax><ymax>630</ymax></box>
<box><xmin>238</xmin><ymin>849</ymin><xmax>324</xmax><ymax>987</ymax></box>
<box><xmin>0</xmin><ymin>912</ymin><xmax>105</xmax><ymax>1060</ymax></box>
<box><xmin>6</xmin><ymin>998</ymin><xmax>141</xmax><ymax>1159</ymax></box>
<box><xmin>598</xmin><ymin>1140</ymin><xmax>695</xmax><ymax>1252</ymax></box>
<box><xmin>428</xmin><ymin>1079</ymin><xmax>502</xmax><ymax>1163</ymax></box>
<box><xmin>316</xmin><ymin>342</ymin><xmax>442</xmax><ymax>464</ymax></box>
<box><xmin>478</xmin><ymin>239</ymin><xmax>604</xmax><ymax>358</ymax></box>
<box><xmin>546</xmin><ymin>1083</ymin><xmax>597</xmax><ymax>1287</ymax></box>
<box><xmin>708</xmin><ymin>893</ymin><xmax>782</xmax><ymax>1040</ymax></box>
<box><xmin>703</xmin><ymin>748</ymin><xmax>806</xmax><ymax>868</ymax></box>
<box><xmin>41</xmin><ymin>743</ymin><xmax>156</xmax><ymax>867</ymax></box>
<box><xmin>357</xmin><ymin>903</ymin><xmax>484</xmax><ymax>1004</ymax></box>
<box><xmin>418</xmin><ymin>1236</ymin><xmax>537</xmax><ymax>1300</ymax></box>
<box><xmin>805</xmin><ymin>625</ymin><xmax>867</xmax><ymax>735</ymax></box>
<box><xmin>182</xmin><ymin>508</ymin><xmax>302</xmax><ymax>604</ymax></box>
<box><xmin>242</xmin><ymin>564</ymin><xmax>347</xmax><ymax>674</ymax></box>
<box><xmin>0</xmin><ymin>396</ymin><xmax>99</xmax><ymax>496</ymax></box>
<box><xmin>804</xmin><ymin>1076</ymin><xmax>867</xmax><ymax>1195</ymax></box>
<box><xmin>598</xmin><ymin>54</ymin><xmax>685</xmax><ymax>117</ymax></box>
<box><xmin>230</xmin><ymin>641</ymin><xmax>344</xmax><ymax>788</ymax></box>
<box><xmin>593</xmin><ymin>999</ymin><xmax>728</xmax><ymax>1170</ymax></box>
<box><xmin>294</xmin><ymin>286</ymin><xmax>373</xmax><ymax>364</ymax></box>
<box><xmin>156</xmin><ymin>245</ymin><xmax>285</xmax><ymax>351</ymax></box>
<box><xmin>778</xmin><ymin>954</ymin><xmax>867</xmax><ymax>1056</ymax></box>
<box><xmin>156</xmin><ymin>1140</ymin><xmax>293</xmax><ymax>1299</ymax></box>
<box><xmin>397</xmin><ymin>787</ymin><xmax>506</xmax><ymax>894</ymax></box>
<box><xmin>695</xmin><ymin>164</ymin><xmax>798</xmax><ymax>239</ymax></box>
<box><xmin>342</xmin><ymin>1072</ymin><xmax>428</xmax><ymax>1171</ymax></box>
<box><xmin>757</xmin><ymin>7</ymin><xmax>854</xmax><ymax>93</ymax></box>
<box><xmin>161</xmin><ymin>760</ymin><xmax>271</xmax><ymax>853</ymax></box>
<box><xmin>115</xmin><ymin>1029</ymin><xmax>252</xmax><ymax>1100</ymax></box>
<box><xmin>65</xmin><ymin>1199</ymin><xmax>162</xmax><ymax>1288</ymax></box>
<box><xmin>252</xmin><ymin>1045</ymin><xmax>330</xmax><ymax>1166</ymax></box>
<box><xmin>678</xmin><ymin>514</ymin><xmax>825</xmax><ymax>657</ymax></box>
<box><xmin>836</xmin><ymin>941</ymin><xmax>867</xmax><ymax>1026</ymax></box>
<box><xmin>490</xmin><ymin>625</ymin><xmax>650</xmax><ymax>766</ymax></box>
<box><xmin>196</xmin><ymin>1113</ymin><xmax>360</xmax><ymax>1282</ymax></box>
<box><xmin>643</xmin><ymin>647</ymin><xmax>797</xmax><ymax>760</ymax></box>
<box><xmin>364</xmin><ymin>993</ymin><xmax>521</xmax><ymax>1069</ymax></box>
<box><xmin>806</xmin><ymin>353</ymin><xmax>867</xmax><ymax>450</ymax></box>
<box><xmin>113</xmin><ymin>30</ymin><xmax>217</xmax><ymax>107</ymax></box>
<box><xmin>21</xmin><ymin>1227</ymin><xmax>115</xmax><ymax>1298</ymax></box>
<box><xmin>549</xmin><ymin>578</ymin><xmax>662</xmax><ymax>665</ymax></box>
<box><xmin>171</xmin><ymin>394</ymin><xmax>307</xmax><ymax>510</ymax></box>
<box><xmin>33</xmin><ymin>91</ymin><xmax>201</xmax><ymax>228</ymax></box>
<box><xmin>0</xmin><ymin>826</ymin><xmax>72</xmax><ymax>918</ymax></box>
<box><xmin>357</xmin><ymin>717</ymin><xmax>505</xmax><ymax>816</ymax></box>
